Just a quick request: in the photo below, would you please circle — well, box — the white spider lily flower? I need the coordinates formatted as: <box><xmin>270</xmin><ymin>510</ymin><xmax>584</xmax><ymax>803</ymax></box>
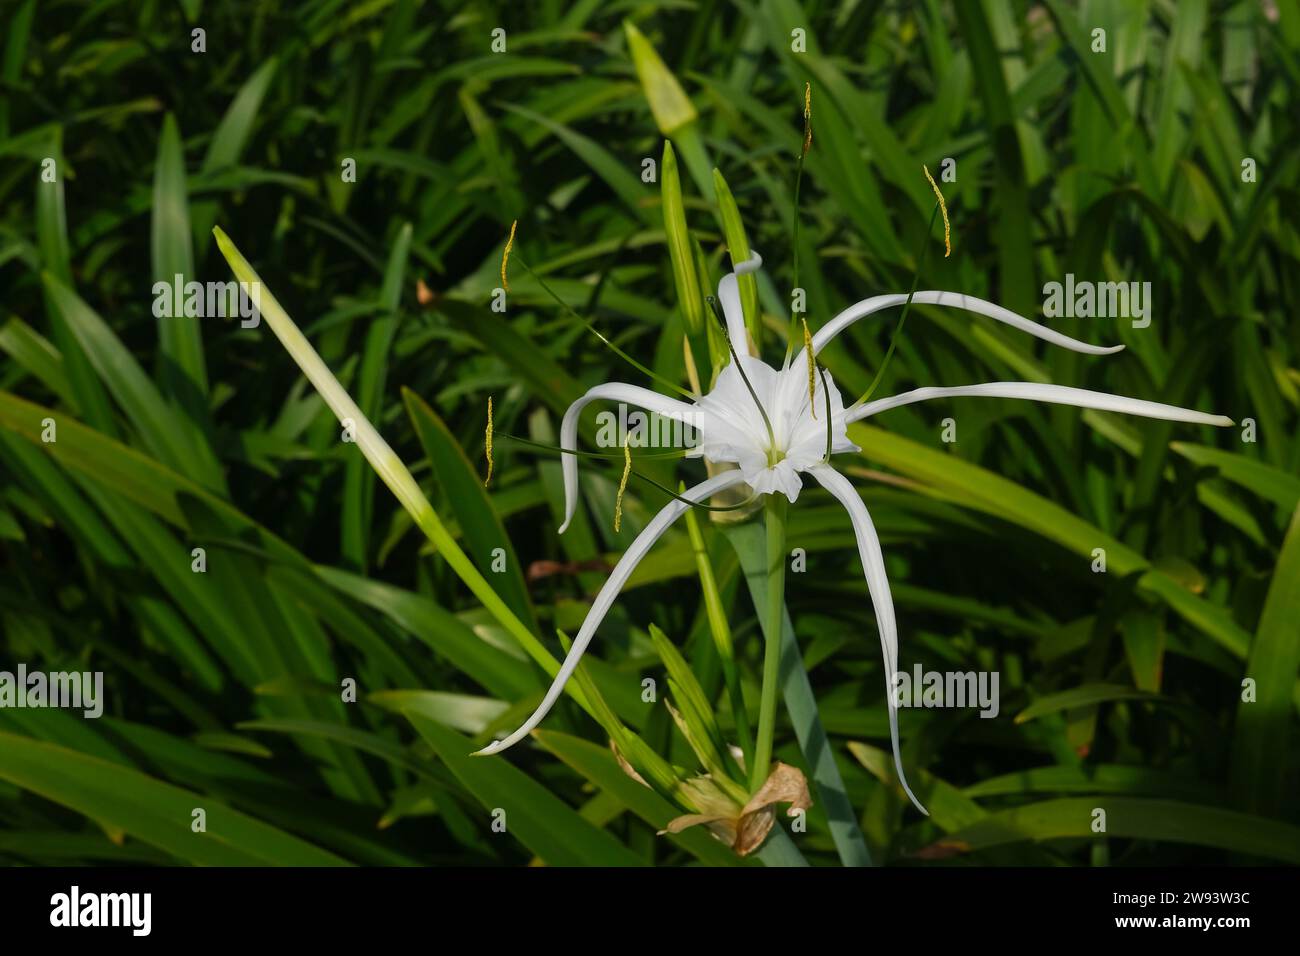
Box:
<box><xmin>689</xmin><ymin>353</ymin><xmax>859</xmax><ymax>501</ymax></box>
<box><xmin>481</xmin><ymin>250</ymin><xmax>1232</xmax><ymax>816</ymax></box>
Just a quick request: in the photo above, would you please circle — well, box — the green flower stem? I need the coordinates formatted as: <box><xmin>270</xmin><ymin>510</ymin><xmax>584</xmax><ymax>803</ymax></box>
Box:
<box><xmin>750</xmin><ymin>492</ymin><xmax>788</xmax><ymax>791</ymax></box>
<box><xmin>725</xmin><ymin>520</ymin><xmax>873</xmax><ymax>866</ymax></box>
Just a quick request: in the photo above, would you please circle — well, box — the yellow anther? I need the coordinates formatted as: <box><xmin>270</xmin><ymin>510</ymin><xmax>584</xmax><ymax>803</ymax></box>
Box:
<box><xmin>484</xmin><ymin>396</ymin><xmax>494</xmax><ymax>487</ymax></box>
<box><xmin>922</xmin><ymin>164</ymin><xmax>950</xmax><ymax>258</ymax></box>
<box><xmin>614</xmin><ymin>437</ymin><xmax>631</xmax><ymax>532</ymax></box>
<box><xmin>501</xmin><ymin>220</ymin><xmax>517</xmax><ymax>292</ymax></box>
<box><xmin>802</xmin><ymin>317</ymin><xmax>816</xmax><ymax>419</ymax></box>
<box><xmin>802</xmin><ymin>83</ymin><xmax>812</xmax><ymax>155</ymax></box>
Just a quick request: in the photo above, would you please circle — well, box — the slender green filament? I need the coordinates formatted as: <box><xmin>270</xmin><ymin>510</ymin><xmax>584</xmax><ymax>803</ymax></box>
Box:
<box><xmin>850</xmin><ymin>202</ymin><xmax>942</xmax><ymax>409</ymax></box>
<box><xmin>499</xmin><ymin>433</ymin><xmax>754</xmax><ymax>514</ymax></box>
<box><xmin>819</xmin><ymin>365</ymin><xmax>833</xmax><ymax>462</ymax></box>
<box><xmin>783</xmin><ymin>84</ymin><xmax>812</xmax><ymax>370</ymax></box>
<box><xmin>501</xmin><ymin>433</ymin><xmax>686</xmax><ymax>461</ymax></box>
<box><xmin>633</xmin><ymin>472</ymin><xmax>759</xmax><ymax>513</ymax></box>
<box><xmin>803</xmin><ymin>317</ymin><xmax>816</xmax><ymax>418</ymax></box>
<box><xmin>707</xmin><ymin>295</ymin><xmax>778</xmax><ymax>458</ymax></box>
<box><xmin>512</xmin><ymin>254</ymin><xmax>695</xmax><ymax>401</ymax></box>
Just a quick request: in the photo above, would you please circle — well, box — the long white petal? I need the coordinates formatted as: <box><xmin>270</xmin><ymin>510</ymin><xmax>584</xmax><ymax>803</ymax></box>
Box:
<box><xmin>849</xmin><ymin>381</ymin><xmax>1234</xmax><ymax>427</ymax></box>
<box><xmin>558</xmin><ymin>383</ymin><xmax>700</xmax><ymax>533</ymax></box>
<box><xmin>807</xmin><ymin>291</ymin><xmax>1124</xmax><ymax>360</ymax></box>
<box><xmin>718</xmin><ymin>250</ymin><xmax>763</xmax><ymax>358</ymax></box>
<box><xmin>809</xmin><ymin>465</ymin><xmax>928</xmax><ymax>816</ymax></box>
<box><xmin>734</xmin><ymin>250</ymin><xmax>764</xmax><ymax>276</ymax></box>
<box><xmin>475</xmin><ymin>470</ymin><xmax>748</xmax><ymax>755</ymax></box>
<box><xmin>718</xmin><ymin>277</ymin><xmax>747</xmax><ymax>352</ymax></box>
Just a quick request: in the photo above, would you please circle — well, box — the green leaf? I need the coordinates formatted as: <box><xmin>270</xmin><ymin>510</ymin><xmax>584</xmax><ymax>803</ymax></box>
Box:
<box><xmin>661</xmin><ymin>140</ymin><xmax>703</xmax><ymax>333</ymax></box>
<box><xmin>535</xmin><ymin>730</ymin><xmax>744</xmax><ymax>866</ymax></box>
<box><xmin>1120</xmin><ymin>608</ymin><xmax>1166</xmax><ymax>692</ymax></box>
<box><xmin>1231</xmin><ymin>503</ymin><xmax>1300</xmax><ymax>817</ymax></box>
<box><xmin>436</xmin><ymin>299</ymin><xmax>584</xmax><ymax>417</ymax></box>
<box><xmin>40</xmin><ymin>274</ymin><xmax>223</xmax><ymax>490</ymax></box>
<box><xmin>0</xmin><ymin>390</ymin><xmax>241</xmax><ymax>530</ymax></box>
<box><xmin>683</xmin><ymin>500</ymin><xmax>751</xmax><ymax>755</ymax></box>
<box><xmin>404</xmin><ymin>388</ymin><xmax>536</xmax><ymax>631</ymax></box>
<box><xmin>1171</xmin><ymin>442</ymin><xmax>1300</xmax><ymax>512</ymax></box>
<box><xmin>35</xmin><ymin>134</ymin><xmax>114</xmax><ymax>433</ymax></box>
<box><xmin>501</xmin><ymin>104</ymin><xmax>650</xmax><ymax>220</ymax></box>
<box><xmin>342</xmin><ymin>222</ymin><xmax>411</xmax><ymax>570</ymax></box>
<box><xmin>925</xmin><ymin>797</ymin><xmax>1300</xmax><ymax>864</ymax></box>
<box><xmin>314</xmin><ymin>566</ymin><xmax>536</xmax><ymax>701</ymax></box>
<box><xmin>0</xmin><ymin>731</ymin><xmax>350</xmax><ymax>866</ymax></box>
<box><xmin>623</xmin><ymin>20</ymin><xmax>697</xmax><ymax>135</ymax></box>
<box><xmin>725</xmin><ymin>520</ymin><xmax>874</xmax><ymax>867</ymax></box>
<box><xmin>850</xmin><ymin>422</ymin><xmax>1255</xmax><ymax>662</ymax></box>
<box><xmin>712</xmin><ymin>168</ymin><xmax>760</xmax><ymax>351</ymax></box>
<box><xmin>403</xmin><ymin>712</ymin><xmax>645</xmax><ymax>866</ymax></box>
<box><xmin>212</xmin><ymin>230</ymin><xmax>581</xmax><ymax>709</ymax></box>
<box><xmin>1038</xmin><ymin>0</ymin><xmax>1156</xmax><ymax>190</ymax></box>
<box><xmin>964</xmin><ymin>764</ymin><xmax>1218</xmax><ymax>803</ymax></box>
<box><xmin>553</xmin><ymin>630</ymin><xmax>680</xmax><ymax>795</ymax></box>
<box><xmin>650</xmin><ymin>624</ymin><xmax>729</xmax><ymax>766</ymax></box>
<box><xmin>954</xmin><ymin>1</ymin><xmax>1034</xmax><ymax>315</ymax></box>
<box><xmin>753</xmin><ymin>825</ymin><xmax>810</xmax><ymax>867</ymax></box>
<box><xmin>152</xmin><ymin>113</ymin><xmax>208</xmax><ymax>407</ymax></box>
<box><xmin>850</xmin><ymin>741</ymin><xmax>989</xmax><ymax>833</ymax></box>
<box><xmin>369</xmin><ymin>691</ymin><xmax>508</xmax><ymax>736</ymax></box>
<box><xmin>237</xmin><ymin>718</ymin><xmax>432</xmax><ymax>777</ymax></box>
<box><xmin>1015</xmin><ymin>684</ymin><xmax>1158</xmax><ymax>724</ymax></box>
<box><xmin>194</xmin><ymin>56</ymin><xmax>279</xmax><ymax>248</ymax></box>
<box><xmin>0</xmin><ymin>317</ymin><xmax>71</xmax><ymax>403</ymax></box>
<box><xmin>1151</xmin><ymin>0</ymin><xmax>1207</xmax><ymax>188</ymax></box>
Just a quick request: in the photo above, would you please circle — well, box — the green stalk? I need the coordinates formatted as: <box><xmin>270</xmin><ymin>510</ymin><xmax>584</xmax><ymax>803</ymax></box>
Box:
<box><xmin>724</xmin><ymin>521</ymin><xmax>873</xmax><ymax>866</ymax></box>
<box><xmin>750</xmin><ymin>493</ymin><xmax>788</xmax><ymax>790</ymax></box>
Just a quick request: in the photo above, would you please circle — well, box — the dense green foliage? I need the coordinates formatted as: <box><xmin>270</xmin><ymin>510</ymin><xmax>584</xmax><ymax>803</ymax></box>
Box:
<box><xmin>1</xmin><ymin>0</ymin><xmax>1298</xmax><ymax>866</ymax></box>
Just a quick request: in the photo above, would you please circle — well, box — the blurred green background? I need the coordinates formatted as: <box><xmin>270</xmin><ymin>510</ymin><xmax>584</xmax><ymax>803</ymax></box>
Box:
<box><xmin>0</xmin><ymin>0</ymin><xmax>1298</xmax><ymax>866</ymax></box>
